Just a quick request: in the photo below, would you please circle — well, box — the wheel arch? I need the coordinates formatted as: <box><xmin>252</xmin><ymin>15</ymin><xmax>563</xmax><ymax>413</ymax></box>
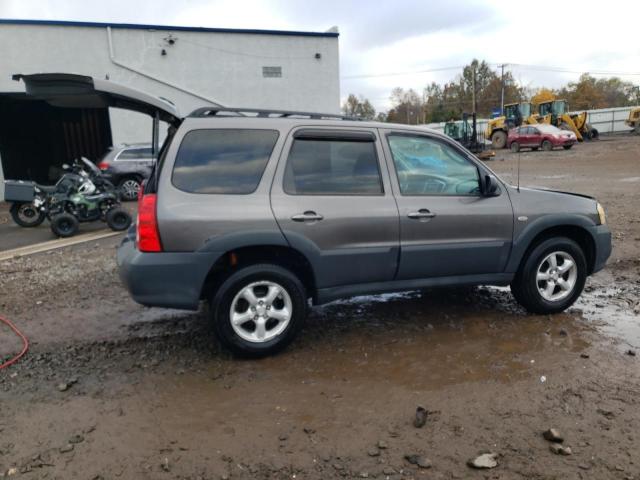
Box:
<box><xmin>508</xmin><ymin>220</ymin><xmax>597</xmax><ymax>275</ymax></box>
<box><xmin>506</xmin><ymin>215</ymin><xmax>597</xmax><ymax>274</ymax></box>
<box><xmin>199</xmin><ymin>243</ymin><xmax>317</xmax><ymax>302</ymax></box>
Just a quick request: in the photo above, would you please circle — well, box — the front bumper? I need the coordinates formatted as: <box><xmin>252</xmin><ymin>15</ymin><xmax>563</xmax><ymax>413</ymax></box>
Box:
<box><xmin>590</xmin><ymin>224</ymin><xmax>612</xmax><ymax>273</ymax></box>
<box><xmin>116</xmin><ymin>233</ymin><xmax>222</xmax><ymax>310</ymax></box>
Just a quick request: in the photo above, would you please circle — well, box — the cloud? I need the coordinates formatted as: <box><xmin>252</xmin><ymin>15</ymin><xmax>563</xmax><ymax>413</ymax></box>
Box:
<box><xmin>2</xmin><ymin>0</ymin><xmax>639</xmax><ymax>113</ymax></box>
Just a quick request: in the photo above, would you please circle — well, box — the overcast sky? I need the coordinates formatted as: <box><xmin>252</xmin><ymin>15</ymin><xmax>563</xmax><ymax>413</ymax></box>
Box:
<box><xmin>2</xmin><ymin>0</ymin><xmax>639</xmax><ymax>111</ymax></box>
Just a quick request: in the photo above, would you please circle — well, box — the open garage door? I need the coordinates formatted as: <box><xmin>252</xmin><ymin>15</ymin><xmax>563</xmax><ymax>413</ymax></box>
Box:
<box><xmin>0</xmin><ymin>93</ymin><xmax>112</xmax><ymax>184</ymax></box>
<box><xmin>1</xmin><ymin>73</ymin><xmax>180</xmax><ymax>193</ymax></box>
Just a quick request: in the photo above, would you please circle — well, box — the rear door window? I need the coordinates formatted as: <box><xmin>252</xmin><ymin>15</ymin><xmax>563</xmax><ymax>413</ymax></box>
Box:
<box><xmin>172</xmin><ymin>129</ymin><xmax>279</xmax><ymax>194</ymax></box>
<box><xmin>283</xmin><ymin>135</ymin><xmax>383</xmax><ymax>195</ymax></box>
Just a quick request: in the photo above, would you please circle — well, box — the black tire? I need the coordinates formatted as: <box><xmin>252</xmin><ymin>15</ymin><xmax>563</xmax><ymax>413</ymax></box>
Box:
<box><xmin>541</xmin><ymin>140</ymin><xmax>553</xmax><ymax>151</ymax></box>
<box><xmin>491</xmin><ymin>130</ymin><xmax>507</xmax><ymax>149</ymax></box>
<box><xmin>563</xmin><ymin>145</ymin><xmax>573</xmax><ymax>150</ymax></box>
<box><xmin>210</xmin><ymin>264</ymin><xmax>307</xmax><ymax>357</ymax></box>
<box><xmin>510</xmin><ymin>142</ymin><xmax>520</xmax><ymax>153</ymax></box>
<box><xmin>50</xmin><ymin>213</ymin><xmax>79</xmax><ymax>238</ymax></box>
<box><xmin>105</xmin><ymin>207</ymin><xmax>132</xmax><ymax>231</ymax></box>
<box><xmin>590</xmin><ymin>127</ymin><xmax>599</xmax><ymax>139</ymax></box>
<box><xmin>117</xmin><ymin>177</ymin><xmax>142</xmax><ymax>201</ymax></box>
<box><xmin>10</xmin><ymin>202</ymin><xmax>45</xmax><ymax>228</ymax></box>
<box><xmin>511</xmin><ymin>237</ymin><xmax>587</xmax><ymax>314</ymax></box>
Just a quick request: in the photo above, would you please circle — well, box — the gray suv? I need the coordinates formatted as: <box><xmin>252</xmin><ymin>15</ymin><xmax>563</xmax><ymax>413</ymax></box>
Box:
<box><xmin>98</xmin><ymin>144</ymin><xmax>154</xmax><ymax>201</ymax></box>
<box><xmin>116</xmin><ymin>106</ymin><xmax>611</xmax><ymax>356</ymax></box>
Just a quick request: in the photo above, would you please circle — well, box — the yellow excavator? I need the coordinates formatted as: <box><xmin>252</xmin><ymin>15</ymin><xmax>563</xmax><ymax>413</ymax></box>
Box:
<box><xmin>486</xmin><ymin>102</ymin><xmax>538</xmax><ymax>149</ymax></box>
<box><xmin>625</xmin><ymin>107</ymin><xmax>640</xmax><ymax>134</ymax></box>
<box><xmin>537</xmin><ymin>100</ymin><xmax>598</xmax><ymax>141</ymax></box>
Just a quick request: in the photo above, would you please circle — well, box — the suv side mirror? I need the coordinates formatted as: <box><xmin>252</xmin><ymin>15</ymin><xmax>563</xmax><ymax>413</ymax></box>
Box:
<box><xmin>482</xmin><ymin>174</ymin><xmax>500</xmax><ymax>197</ymax></box>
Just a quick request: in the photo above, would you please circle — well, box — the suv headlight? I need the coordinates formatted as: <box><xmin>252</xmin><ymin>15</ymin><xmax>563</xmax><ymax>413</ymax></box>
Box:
<box><xmin>597</xmin><ymin>202</ymin><xmax>606</xmax><ymax>225</ymax></box>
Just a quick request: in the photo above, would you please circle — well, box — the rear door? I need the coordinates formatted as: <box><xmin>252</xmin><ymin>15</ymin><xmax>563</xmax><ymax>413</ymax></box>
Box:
<box><xmin>381</xmin><ymin>130</ymin><xmax>513</xmax><ymax>280</ymax></box>
<box><xmin>270</xmin><ymin>127</ymin><xmax>400</xmax><ymax>289</ymax></box>
<box><xmin>519</xmin><ymin>127</ymin><xmax>532</xmax><ymax>147</ymax></box>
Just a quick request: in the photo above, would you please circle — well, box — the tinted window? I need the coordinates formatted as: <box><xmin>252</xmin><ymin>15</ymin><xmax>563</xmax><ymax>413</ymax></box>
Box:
<box><xmin>283</xmin><ymin>138</ymin><xmax>382</xmax><ymax>195</ymax></box>
<box><xmin>118</xmin><ymin>147</ymin><xmax>153</xmax><ymax>160</ymax></box>
<box><xmin>172</xmin><ymin>129</ymin><xmax>278</xmax><ymax>194</ymax></box>
<box><xmin>388</xmin><ymin>135</ymin><xmax>480</xmax><ymax>196</ymax></box>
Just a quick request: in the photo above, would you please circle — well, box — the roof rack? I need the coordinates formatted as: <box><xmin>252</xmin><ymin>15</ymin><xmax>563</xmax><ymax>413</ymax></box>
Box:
<box><xmin>188</xmin><ymin>107</ymin><xmax>361</xmax><ymax>121</ymax></box>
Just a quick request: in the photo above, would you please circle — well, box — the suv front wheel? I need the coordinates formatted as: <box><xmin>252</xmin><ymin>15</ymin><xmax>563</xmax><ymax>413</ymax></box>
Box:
<box><xmin>210</xmin><ymin>264</ymin><xmax>307</xmax><ymax>357</ymax></box>
<box><xmin>511</xmin><ymin>237</ymin><xmax>587</xmax><ymax>314</ymax></box>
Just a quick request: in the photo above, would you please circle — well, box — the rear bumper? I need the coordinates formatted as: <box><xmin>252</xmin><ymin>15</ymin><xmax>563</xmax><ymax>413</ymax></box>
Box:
<box><xmin>590</xmin><ymin>224</ymin><xmax>612</xmax><ymax>273</ymax></box>
<box><xmin>116</xmin><ymin>233</ymin><xmax>222</xmax><ymax>310</ymax></box>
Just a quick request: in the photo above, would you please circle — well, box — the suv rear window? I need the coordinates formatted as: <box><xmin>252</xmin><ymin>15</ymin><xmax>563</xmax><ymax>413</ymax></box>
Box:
<box><xmin>118</xmin><ymin>147</ymin><xmax>153</xmax><ymax>160</ymax></box>
<box><xmin>172</xmin><ymin>129</ymin><xmax>279</xmax><ymax>194</ymax></box>
<box><xmin>283</xmin><ymin>138</ymin><xmax>382</xmax><ymax>195</ymax></box>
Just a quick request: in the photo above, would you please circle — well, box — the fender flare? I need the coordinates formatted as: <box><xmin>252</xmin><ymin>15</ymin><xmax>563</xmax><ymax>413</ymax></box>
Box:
<box><xmin>505</xmin><ymin>214</ymin><xmax>597</xmax><ymax>273</ymax></box>
<box><xmin>197</xmin><ymin>229</ymin><xmax>289</xmax><ymax>253</ymax></box>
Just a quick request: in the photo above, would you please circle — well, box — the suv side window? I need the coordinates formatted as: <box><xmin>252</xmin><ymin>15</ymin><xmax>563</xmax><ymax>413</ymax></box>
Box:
<box><xmin>172</xmin><ymin>129</ymin><xmax>279</xmax><ymax>194</ymax></box>
<box><xmin>283</xmin><ymin>135</ymin><xmax>383</xmax><ymax>195</ymax></box>
<box><xmin>387</xmin><ymin>134</ymin><xmax>480</xmax><ymax>196</ymax></box>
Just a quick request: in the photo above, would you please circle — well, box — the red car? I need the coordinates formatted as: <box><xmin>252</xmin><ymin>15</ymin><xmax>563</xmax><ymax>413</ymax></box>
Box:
<box><xmin>508</xmin><ymin>124</ymin><xmax>577</xmax><ymax>152</ymax></box>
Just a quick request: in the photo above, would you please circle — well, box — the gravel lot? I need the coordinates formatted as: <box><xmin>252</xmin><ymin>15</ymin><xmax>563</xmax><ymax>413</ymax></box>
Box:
<box><xmin>1</xmin><ymin>135</ymin><xmax>639</xmax><ymax>479</ymax></box>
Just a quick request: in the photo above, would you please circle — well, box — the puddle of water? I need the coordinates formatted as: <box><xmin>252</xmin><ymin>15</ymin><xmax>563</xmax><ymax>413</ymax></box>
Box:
<box><xmin>259</xmin><ymin>287</ymin><xmax>589</xmax><ymax>390</ymax></box>
<box><xmin>574</xmin><ymin>284</ymin><xmax>640</xmax><ymax>349</ymax></box>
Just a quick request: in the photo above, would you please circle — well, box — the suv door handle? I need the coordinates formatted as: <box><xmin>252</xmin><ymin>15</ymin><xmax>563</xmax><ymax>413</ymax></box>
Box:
<box><xmin>291</xmin><ymin>211</ymin><xmax>324</xmax><ymax>222</ymax></box>
<box><xmin>407</xmin><ymin>209</ymin><xmax>436</xmax><ymax>220</ymax></box>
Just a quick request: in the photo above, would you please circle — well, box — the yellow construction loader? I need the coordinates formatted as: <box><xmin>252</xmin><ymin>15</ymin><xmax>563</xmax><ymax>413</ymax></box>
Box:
<box><xmin>625</xmin><ymin>107</ymin><xmax>640</xmax><ymax>134</ymax></box>
<box><xmin>486</xmin><ymin>102</ymin><xmax>538</xmax><ymax>149</ymax></box>
<box><xmin>537</xmin><ymin>100</ymin><xmax>598</xmax><ymax>141</ymax></box>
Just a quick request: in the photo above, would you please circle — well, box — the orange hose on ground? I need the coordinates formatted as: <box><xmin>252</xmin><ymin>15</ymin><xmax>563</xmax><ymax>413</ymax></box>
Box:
<box><xmin>0</xmin><ymin>314</ymin><xmax>29</xmax><ymax>370</ymax></box>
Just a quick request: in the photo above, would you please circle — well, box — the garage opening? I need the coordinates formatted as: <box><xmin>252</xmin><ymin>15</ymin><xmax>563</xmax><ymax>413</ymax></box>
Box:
<box><xmin>0</xmin><ymin>93</ymin><xmax>112</xmax><ymax>185</ymax></box>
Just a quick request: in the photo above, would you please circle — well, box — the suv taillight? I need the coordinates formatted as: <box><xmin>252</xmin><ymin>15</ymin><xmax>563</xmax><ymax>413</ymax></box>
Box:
<box><xmin>137</xmin><ymin>193</ymin><xmax>162</xmax><ymax>252</ymax></box>
<box><xmin>97</xmin><ymin>161</ymin><xmax>109</xmax><ymax>170</ymax></box>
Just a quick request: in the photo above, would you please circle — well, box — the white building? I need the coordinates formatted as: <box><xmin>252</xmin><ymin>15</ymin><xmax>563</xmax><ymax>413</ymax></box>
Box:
<box><xmin>0</xmin><ymin>19</ymin><xmax>340</xmax><ymax>196</ymax></box>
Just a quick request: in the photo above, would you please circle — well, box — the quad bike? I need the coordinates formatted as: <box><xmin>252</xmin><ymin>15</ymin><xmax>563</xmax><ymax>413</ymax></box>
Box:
<box><xmin>5</xmin><ymin>162</ymin><xmax>87</xmax><ymax>227</ymax></box>
<box><xmin>48</xmin><ymin>158</ymin><xmax>132</xmax><ymax>238</ymax></box>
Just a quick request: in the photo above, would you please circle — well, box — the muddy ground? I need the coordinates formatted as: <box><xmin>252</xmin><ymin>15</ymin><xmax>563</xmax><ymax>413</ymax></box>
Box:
<box><xmin>1</xmin><ymin>135</ymin><xmax>639</xmax><ymax>479</ymax></box>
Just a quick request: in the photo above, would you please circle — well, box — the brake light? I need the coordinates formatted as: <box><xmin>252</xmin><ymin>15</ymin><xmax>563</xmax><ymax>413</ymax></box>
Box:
<box><xmin>97</xmin><ymin>161</ymin><xmax>110</xmax><ymax>170</ymax></box>
<box><xmin>137</xmin><ymin>193</ymin><xmax>162</xmax><ymax>252</ymax></box>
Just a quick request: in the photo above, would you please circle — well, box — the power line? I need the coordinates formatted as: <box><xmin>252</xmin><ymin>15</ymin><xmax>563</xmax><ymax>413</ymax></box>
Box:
<box><xmin>341</xmin><ymin>65</ymin><xmax>470</xmax><ymax>80</ymax></box>
<box><xmin>341</xmin><ymin>62</ymin><xmax>640</xmax><ymax>80</ymax></box>
<box><xmin>508</xmin><ymin>63</ymin><xmax>640</xmax><ymax>76</ymax></box>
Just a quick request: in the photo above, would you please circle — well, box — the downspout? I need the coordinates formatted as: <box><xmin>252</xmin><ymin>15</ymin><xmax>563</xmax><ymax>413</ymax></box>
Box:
<box><xmin>106</xmin><ymin>26</ymin><xmax>223</xmax><ymax>106</ymax></box>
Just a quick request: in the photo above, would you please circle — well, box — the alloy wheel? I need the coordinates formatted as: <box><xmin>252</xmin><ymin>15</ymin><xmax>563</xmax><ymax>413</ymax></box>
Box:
<box><xmin>229</xmin><ymin>281</ymin><xmax>292</xmax><ymax>343</ymax></box>
<box><xmin>536</xmin><ymin>251</ymin><xmax>578</xmax><ymax>302</ymax></box>
<box><xmin>121</xmin><ymin>179</ymin><xmax>141</xmax><ymax>200</ymax></box>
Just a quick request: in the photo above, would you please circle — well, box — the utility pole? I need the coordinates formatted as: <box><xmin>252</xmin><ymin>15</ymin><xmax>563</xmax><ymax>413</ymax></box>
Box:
<box><xmin>471</xmin><ymin>66</ymin><xmax>476</xmax><ymax>115</ymax></box>
<box><xmin>500</xmin><ymin>63</ymin><xmax>506</xmax><ymax>113</ymax></box>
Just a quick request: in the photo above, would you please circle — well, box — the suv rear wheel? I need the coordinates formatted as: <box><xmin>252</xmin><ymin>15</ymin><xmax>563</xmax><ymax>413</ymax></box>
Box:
<box><xmin>210</xmin><ymin>264</ymin><xmax>307</xmax><ymax>357</ymax></box>
<box><xmin>118</xmin><ymin>177</ymin><xmax>142</xmax><ymax>201</ymax></box>
<box><xmin>511</xmin><ymin>237</ymin><xmax>587</xmax><ymax>314</ymax></box>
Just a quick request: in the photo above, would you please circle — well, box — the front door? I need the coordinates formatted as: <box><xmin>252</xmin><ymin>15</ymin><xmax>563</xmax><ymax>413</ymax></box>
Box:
<box><xmin>381</xmin><ymin>131</ymin><xmax>514</xmax><ymax>280</ymax></box>
<box><xmin>270</xmin><ymin>128</ymin><xmax>400</xmax><ymax>289</ymax></box>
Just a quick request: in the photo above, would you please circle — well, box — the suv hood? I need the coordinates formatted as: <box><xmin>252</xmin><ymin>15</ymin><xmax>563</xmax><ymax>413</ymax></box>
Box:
<box><xmin>525</xmin><ymin>187</ymin><xmax>595</xmax><ymax>201</ymax></box>
<box><xmin>13</xmin><ymin>73</ymin><xmax>181</xmax><ymax>125</ymax></box>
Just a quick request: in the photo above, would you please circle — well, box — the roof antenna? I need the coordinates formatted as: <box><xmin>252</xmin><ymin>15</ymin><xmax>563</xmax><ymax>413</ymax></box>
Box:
<box><xmin>517</xmin><ymin>150</ymin><xmax>521</xmax><ymax>192</ymax></box>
